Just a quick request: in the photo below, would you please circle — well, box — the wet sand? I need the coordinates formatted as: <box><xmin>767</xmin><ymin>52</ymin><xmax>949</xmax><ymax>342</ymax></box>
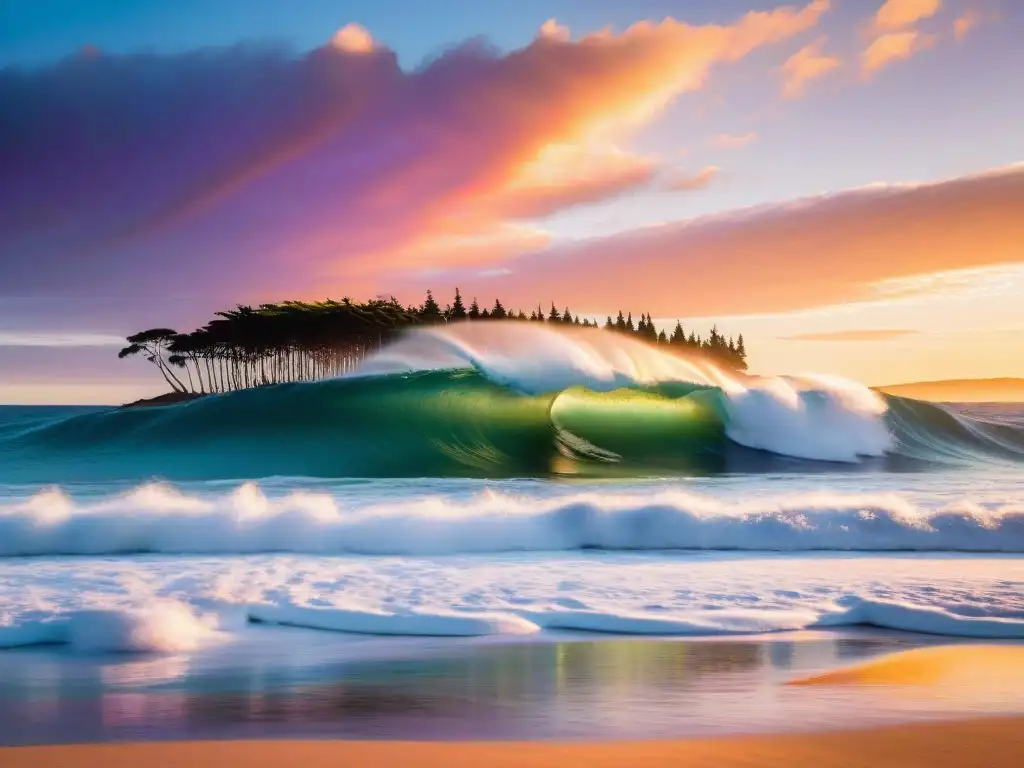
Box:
<box><xmin>789</xmin><ymin>643</ymin><xmax>1024</xmax><ymax>687</ymax></box>
<box><xmin>4</xmin><ymin>718</ymin><xmax>1023</xmax><ymax>768</ymax></box>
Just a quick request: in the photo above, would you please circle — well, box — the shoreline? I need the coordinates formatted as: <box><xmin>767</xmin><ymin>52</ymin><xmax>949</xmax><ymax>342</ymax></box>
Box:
<box><xmin>4</xmin><ymin>718</ymin><xmax>1022</xmax><ymax>767</ymax></box>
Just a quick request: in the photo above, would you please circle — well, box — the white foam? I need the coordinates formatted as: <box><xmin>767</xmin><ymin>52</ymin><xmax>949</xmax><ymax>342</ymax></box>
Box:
<box><xmin>522</xmin><ymin>607</ymin><xmax>820</xmax><ymax>635</ymax></box>
<box><xmin>0</xmin><ymin>603</ymin><xmax>223</xmax><ymax>653</ymax></box>
<box><xmin>2</xmin><ymin>482</ymin><xmax>1023</xmax><ymax>556</ymax></box>
<box><xmin>818</xmin><ymin>597</ymin><xmax>1024</xmax><ymax>639</ymax></box>
<box><xmin>718</xmin><ymin>374</ymin><xmax>893</xmax><ymax>462</ymax></box>
<box><xmin>355</xmin><ymin>321</ymin><xmax>893</xmax><ymax>463</ymax></box>
<box><xmin>2</xmin><ymin>543</ymin><xmax>1024</xmax><ymax>647</ymax></box>
<box><xmin>354</xmin><ymin>321</ymin><xmax>720</xmax><ymax>394</ymax></box>
<box><xmin>249</xmin><ymin>604</ymin><xmax>539</xmax><ymax>636</ymax></box>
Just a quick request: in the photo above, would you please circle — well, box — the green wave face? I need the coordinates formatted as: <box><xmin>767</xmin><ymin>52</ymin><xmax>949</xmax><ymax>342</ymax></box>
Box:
<box><xmin>0</xmin><ymin>372</ymin><xmax>734</xmax><ymax>483</ymax></box>
<box><xmin>550</xmin><ymin>386</ymin><xmax>727</xmax><ymax>472</ymax></box>
<box><xmin>0</xmin><ymin>371</ymin><xmax>1021</xmax><ymax>484</ymax></box>
<box><xmin>0</xmin><ymin>372</ymin><xmax>555</xmax><ymax>482</ymax></box>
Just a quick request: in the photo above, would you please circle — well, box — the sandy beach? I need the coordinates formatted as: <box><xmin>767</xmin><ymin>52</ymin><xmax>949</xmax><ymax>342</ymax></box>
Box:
<box><xmin>4</xmin><ymin>717</ymin><xmax>1022</xmax><ymax>768</ymax></box>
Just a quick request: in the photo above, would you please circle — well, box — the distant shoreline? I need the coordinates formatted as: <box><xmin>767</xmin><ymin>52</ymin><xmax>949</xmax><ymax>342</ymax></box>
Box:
<box><xmin>874</xmin><ymin>377</ymin><xmax>1024</xmax><ymax>403</ymax></box>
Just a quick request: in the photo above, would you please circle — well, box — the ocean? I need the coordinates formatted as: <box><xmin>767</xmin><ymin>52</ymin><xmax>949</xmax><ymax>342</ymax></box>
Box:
<box><xmin>1</xmin><ymin>323</ymin><xmax>1023</xmax><ymax>743</ymax></box>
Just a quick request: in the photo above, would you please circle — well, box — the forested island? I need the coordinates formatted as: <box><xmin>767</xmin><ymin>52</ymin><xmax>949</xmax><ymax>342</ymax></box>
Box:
<box><xmin>119</xmin><ymin>289</ymin><xmax>748</xmax><ymax>398</ymax></box>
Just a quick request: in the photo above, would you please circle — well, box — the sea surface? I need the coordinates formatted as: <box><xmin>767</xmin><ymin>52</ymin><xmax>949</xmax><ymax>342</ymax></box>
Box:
<box><xmin>1</xmin><ymin>324</ymin><xmax>1023</xmax><ymax>744</ymax></box>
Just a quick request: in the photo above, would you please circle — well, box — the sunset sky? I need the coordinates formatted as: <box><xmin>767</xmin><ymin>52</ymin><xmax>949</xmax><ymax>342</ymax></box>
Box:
<box><xmin>1</xmin><ymin>0</ymin><xmax>1022</xmax><ymax>404</ymax></box>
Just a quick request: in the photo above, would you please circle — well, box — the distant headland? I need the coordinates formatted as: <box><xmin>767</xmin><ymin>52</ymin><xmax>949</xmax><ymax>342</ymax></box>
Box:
<box><xmin>875</xmin><ymin>378</ymin><xmax>1024</xmax><ymax>403</ymax></box>
<box><xmin>117</xmin><ymin>289</ymin><xmax>749</xmax><ymax>405</ymax></box>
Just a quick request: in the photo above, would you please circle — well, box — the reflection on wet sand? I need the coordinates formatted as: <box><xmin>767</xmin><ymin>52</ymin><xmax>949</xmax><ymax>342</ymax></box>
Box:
<box><xmin>0</xmin><ymin>634</ymin><xmax>991</xmax><ymax>746</ymax></box>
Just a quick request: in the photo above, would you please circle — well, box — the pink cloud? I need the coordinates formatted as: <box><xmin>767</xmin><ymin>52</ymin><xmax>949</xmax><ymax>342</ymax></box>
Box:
<box><xmin>712</xmin><ymin>132</ymin><xmax>758</xmax><ymax>148</ymax></box>
<box><xmin>0</xmin><ymin>2</ymin><xmax>831</xmax><ymax>301</ymax></box>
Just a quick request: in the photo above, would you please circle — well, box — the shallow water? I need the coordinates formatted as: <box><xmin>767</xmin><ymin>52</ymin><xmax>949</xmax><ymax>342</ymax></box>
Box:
<box><xmin>3</xmin><ymin>632</ymin><xmax>1024</xmax><ymax>745</ymax></box>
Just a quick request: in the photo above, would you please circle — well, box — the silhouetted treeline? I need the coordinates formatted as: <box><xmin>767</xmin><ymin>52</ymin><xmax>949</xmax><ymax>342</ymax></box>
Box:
<box><xmin>119</xmin><ymin>289</ymin><xmax>748</xmax><ymax>395</ymax></box>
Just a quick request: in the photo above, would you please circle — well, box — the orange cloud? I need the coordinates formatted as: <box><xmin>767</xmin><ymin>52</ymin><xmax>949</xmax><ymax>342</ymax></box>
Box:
<box><xmin>782</xmin><ymin>329</ymin><xmax>922</xmax><ymax>341</ymax></box>
<box><xmin>539</xmin><ymin>19</ymin><xmax>571</xmax><ymax>42</ymax></box>
<box><xmin>330</xmin><ymin>23</ymin><xmax>375</xmax><ymax>53</ymax></box>
<box><xmin>495</xmin><ymin>143</ymin><xmax>657</xmax><ymax>219</ymax></box>
<box><xmin>873</xmin><ymin>0</ymin><xmax>942</xmax><ymax>31</ymax></box>
<box><xmin>388</xmin><ymin>224</ymin><xmax>552</xmax><ymax>272</ymax></box>
<box><xmin>862</xmin><ymin>30</ymin><xmax>935</xmax><ymax>76</ymax></box>
<box><xmin>953</xmin><ymin>9</ymin><xmax>993</xmax><ymax>40</ymax></box>
<box><xmin>712</xmin><ymin>132</ymin><xmax>758</xmax><ymax>148</ymax></box>
<box><xmin>666</xmin><ymin>165</ymin><xmax>720</xmax><ymax>191</ymax></box>
<box><xmin>422</xmin><ymin>164</ymin><xmax>1024</xmax><ymax>318</ymax></box>
<box><xmin>779</xmin><ymin>37</ymin><xmax>840</xmax><ymax>98</ymax></box>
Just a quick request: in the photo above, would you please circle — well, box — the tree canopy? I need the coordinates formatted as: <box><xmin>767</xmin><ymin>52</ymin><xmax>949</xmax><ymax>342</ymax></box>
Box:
<box><xmin>119</xmin><ymin>289</ymin><xmax>749</xmax><ymax>395</ymax></box>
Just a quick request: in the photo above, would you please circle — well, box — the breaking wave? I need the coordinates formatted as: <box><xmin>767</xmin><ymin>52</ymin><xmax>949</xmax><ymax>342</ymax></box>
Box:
<box><xmin>2</xmin><ymin>482</ymin><xmax>1023</xmax><ymax>556</ymax></box>
<box><xmin>0</xmin><ymin>322</ymin><xmax>1021</xmax><ymax>483</ymax></box>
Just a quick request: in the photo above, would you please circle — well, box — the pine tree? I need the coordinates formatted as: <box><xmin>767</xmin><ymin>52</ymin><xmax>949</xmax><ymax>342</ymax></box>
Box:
<box><xmin>645</xmin><ymin>313</ymin><xmax>658</xmax><ymax>342</ymax></box>
<box><xmin>419</xmin><ymin>290</ymin><xmax>443</xmax><ymax>323</ymax></box>
<box><xmin>468</xmin><ymin>297</ymin><xmax>481</xmax><ymax>320</ymax></box>
<box><xmin>535</xmin><ymin>304</ymin><xmax>545</xmax><ymax>322</ymax></box>
<box><xmin>480</xmin><ymin>307</ymin><xmax>491</xmax><ymax>319</ymax></box>
<box><xmin>491</xmin><ymin>298</ymin><xmax>507</xmax><ymax>319</ymax></box>
<box><xmin>548</xmin><ymin>303</ymin><xmax>561</xmax><ymax>323</ymax></box>
<box><xmin>615</xmin><ymin>311</ymin><xmax>627</xmax><ymax>331</ymax></box>
<box><xmin>561</xmin><ymin>307</ymin><xmax>573</xmax><ymax>324</ymax></box>
<box><xmin>450</xmin><ymin>288</ymin><xmax>467</xmax><ymax>321</ymax></box>
<box><xmin>637</xmin><ymin>314</ymin><xmax>648</xmax><ymax>336</ymax></box>
<box><xmin>605</xmin><ymin>316</ymin><xmax>614</xmax><ymax>329</ymax></box>
<box><xmin>516</xmin><ymin>309</ymin><xmax>527</xmax><ymax>320</ymax></box>
<box><xmin>657</xmin><ymin>330</ymin><xmax>668</xmax><ymax>344</ymax></box>
<box><xmin>625</xmin><ymin>312</ymin><xmax>635</xmax><ymax>333</ymax></box>
<box><xmin>671</xmin><ymin>320</ymin><xmax>684</xmax><ymax>345</ymax></box>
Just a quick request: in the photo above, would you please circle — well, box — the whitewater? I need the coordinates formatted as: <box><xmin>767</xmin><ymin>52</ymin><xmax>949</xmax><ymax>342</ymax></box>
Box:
<box><xmin>1</xmin><ymin>322</ymin><xmax>1023</xmax><ymax>653</ymax></box>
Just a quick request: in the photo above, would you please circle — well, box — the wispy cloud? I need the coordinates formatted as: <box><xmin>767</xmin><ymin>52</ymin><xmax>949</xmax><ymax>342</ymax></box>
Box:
<box><xmin>953</xmin><ymin>8</ymin><xmax>995</xmax><ymax>40</ymax></box>
<box><xmin>779</xmin><ymin>37</ymin><xmax>840</xmax><ymax>98</ymax></box>
<box><xmin>872</xmin><ymin>0</ymin><xmax>942</xmax><ymax>32</ymax></box>
<box><xmin>0</xmin><ymin>331</ymin><xmax>125</xmax><ymax>348</ymax></box>
<box><xmin>862</xmin><ymin>30</ymin><xmax>935</xmax><ymax>76</ymax></box>
<box><xmin>712</xmin><ymin>132</ymin><xmax>757</xmax><ymax>148</ymax></box>
<box><xmin>781</xmin><ymin>329</ymin><xmax>921</xmax><ymax>341</ymax></box>
<box><xmin>666</xmin><ymin>165</ymin><xmax>720</xmax><ymax>191</ymax></box>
